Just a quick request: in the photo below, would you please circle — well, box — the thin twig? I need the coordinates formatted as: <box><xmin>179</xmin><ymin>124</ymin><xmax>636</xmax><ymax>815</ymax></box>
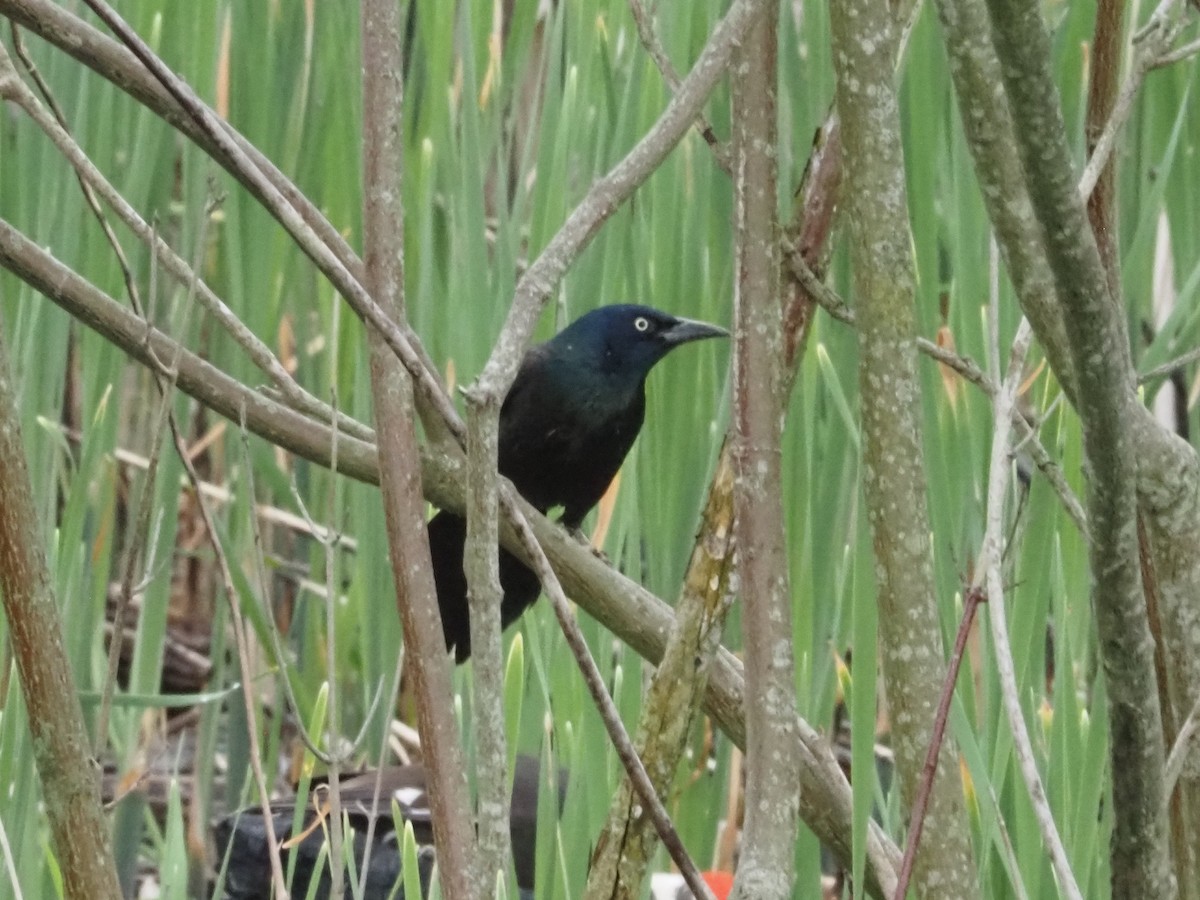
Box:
<box><xmin>78</xmin><ymin>0</ymin><xmax>462</xmax><ymax>447</ymax></box>
<box><xmin>96</xmin><ymin>206</ymin><xmax>209</xmax><ymax>757</ymax></box>
<box><xmin>978</xmin><ymin>778</ymin><xmax>1031</xmax><ymax>900</ymax></box>
<box><xmin>975</xmin><ymin>319</ymin><xmax>1084</xmax><ymax>900</ymax></box>
<box><xmin>59</xmin><ymin>428</ymin><xmax>359</xmax><ymax>548</ymax></box>
<box><xmin>627</xmin><ymin>0</ymin><xmax>732</xmax><ymax>173</ymax></box>
<box><xmin>1149</xmin><ymin>32</ymin><xmax>1200</xmax><ymax>67</ymax></box>
<box><xmin>97</xmin><ymin>172</ymin><xmax>288</xmax><ymax>897</ymax></box>
<box><xmin>1079</xmin><ymin>0</ymin><xmax>1189</xmax><ymax>200</ymax></box>
<box><xmin>174</xmin><ymin>404</ymin><xmax>290</xmax><ymax>900</ymax></box>
<box><xmin>584</xmin><ymin>451</ymin><xmax>735</xmax><ymax>899</ymax></box>
<box><xmin>0</xmin><ymin>216</ymin><xmax>384</xmax><ymax>481</ymax></box>
<box><xmin>117</xmin><ymin>202</ymin><xmax>294</xmax><ymax>900</ymax></box>
<box><xmin>9</xmin><ymin>23</ymin><xmax>141</xmax><ymax>313</ymax></box>
<box><xmin>497</xmin><ymin>490</ymin><xmax>713</xmax><ymax>898</ymax></box>
<box><xmin>355</xmin><ymin>647</ymin><xmax>408</xmax><ymax>898</ymax></box>
<box><xmin>0</xmin><ymin>41</ymin><xmax>366</xmax><ymax>442</ymax></box>
<box><xmin>1165</xmin><ymin>691</ymin><xmax>1200</xmax><ymax>802</ymax></box>
<box><xmin>1139</xmin><ymin>344</ymin><xmax>1200</xmax><ymax>383</ymax></box>
<box><xmin>892</xmin><ymin>585</ymin><xmax>987</xmax><ymax>900</ymax></box>
<box><xmin>319</xmin><ymin>397</ymin><xmax>345</xmax><ymax>900</ymax></box>
<box><xmin>284</xmin><ymin>474</ymin><xmax>385</xmax><ymax>760</ymax></box>
<box><xmin>1014</xmin><ymin>412</ymin><xmax>1089</xmax><ymax>539</ymax></box>
<box><xmin>988</xmin><ymin>237</ymin><xmax>1003</xmax><ymax>382</ymax></box>
<box><xmin>786</xmin><ymin>247</ymin><xmax>1088</xmax><ymax>536</ymax></box>
<box><xmin>240</xmin><ymin>435</ymin><xmax>334</xmax><ymax>769</ymax></box>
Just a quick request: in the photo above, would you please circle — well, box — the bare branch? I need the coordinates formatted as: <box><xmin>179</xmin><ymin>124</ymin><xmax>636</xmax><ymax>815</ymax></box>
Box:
<box><xmin>983</xmin><ymin>0</ymin><xmax>1171</xmax><ymax>890</ymax></box>
<box><xmin>75</xmin><ymin>0</ymin><xmax>463</xmax><ymax>447</ymax></box>
<box><xmin>359</xmin><ymin>0</ymin><xmax>478</xmax><ymax>895</ymax></box>
<box><xmin>1141</xmin><ymin>346</ymin><xmax>1200</xmax><ymax>383</ymax></box>
<box><xmin>179</xmin><ymin>407</ymin><xmax>290</xmax><ymax>899</ymax></box>
<box><xmin>95</xmin><ymin>206</ymin><xmax>208</xmax><ymax>758</ymax></box>
<box><xmin>728</xmin><ymin>5</ymin><xmax>799</xmax><ymax>898</ymax></box>
<box><xmin>892</xmin><ymin>587</ymin><xmax>986</xmax><ymax>900</ymax></box>
<box><xmin>0</xmin><ymin>293</ymin><xmax>122</xmax><ymax>900</ymax></box>
<box><xmin>494</xmin><ymin>487</ymin><xmax>712</xmax><ymax>894</ymax></box>
<box><xmin>9</xmin><ymin>23</ymin><xmax>141</xmax><ymax>311</ymax></box>
<box><xmin>975</xmin><ymin>319</ymin><xmax>1083</xmax><ymax>900</ymax></box>
<box><xmin>830</xmin><ymin>0</ymin><xmax>979</xmax><ymax>892</ymax></box>
<box><xmin>471</xmin><ymin>0</ymin><xmax>770</xmax><ymax>406</ymax></box>
<box><xmin>627</xmin><ymin>0</ymin><xmax>732</xmax><ymax>172</ymax></box>
<box><xmin>1079</xmin><ymin>0</ymin><xmax>1191</xmax><ymax>201</ymax></box>
<box><xmin>0</xmin><ymin>218</ymin><xmax>383</xmax><ymax>481</ymax></box>
<box><xmin>785</xmin><ymin>248</ymin><xmax>1088</xmax><ymax>537</ymax></box>
<box><xmin>584</xmin><ymin>452</ymin><xmax>735</xmax><ymax>900</ymax></box>
<box><xmin>0</xmin><ymin>44</ymin><xmax>366</xmax><ymax>442</ymax></box>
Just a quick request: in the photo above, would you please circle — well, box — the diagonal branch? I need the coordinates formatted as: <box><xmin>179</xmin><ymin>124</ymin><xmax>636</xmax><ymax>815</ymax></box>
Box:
<box><xmin>470</xmin><ymin>0</ymin><xmax>770</xmax><ymax>407</ymax></box>
<box><xmin>0</xmin><ymin>40</ymin><xmax>362</xmax><ymax>437</ymax></box>
<box><xmin>788</xmin><ymin>249</ymin><xmax>1089</xmax><ymax>537</ymax></box>
<box><xmin>627</xmin><ymin>0</ymin><xmax>732</xmax><ymax>173</ymax></box>
<box><xmin>0</xmin><ymin>0</ymin><xmax>441</xmax><ymax>429</ymax></box>
<box><xmin>583</xmin><ymin>453</ymin><xmax>734</xmax><ymax>900</ymax></box>
<box><xmin>75</xmin><ymin>0</ymin><xmax>462</xmax><ymax>446</ymax></box>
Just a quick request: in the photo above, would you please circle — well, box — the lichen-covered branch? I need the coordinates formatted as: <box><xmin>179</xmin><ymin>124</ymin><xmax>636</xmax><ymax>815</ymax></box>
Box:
<box><xmin>582</xmin><ymin>454</ymin><xmax>734</xmax><ymax>900</ymax></box>
<box><xmin>929</xmin><ymin>0</ymin><xmax>1076</xmax><ymax>401</ymax></box>
<box><xmin>829</xmin><ymin>0</ymin><xmax>979</xmax><ymax>895</ymax></box>
<box><xmin>981</xmin><ymin>0</ymin><xmax>1171</xmax><ymax>893</ymax></box>
<box><xmin>727</xmin><ymin>5</ymin><xmax>799</xmax><ymax>898</ymax></box>
<box><xmin>0</xmin><ymin>326</ymin><xmax>122</xmax><ymax>900</ymax></box>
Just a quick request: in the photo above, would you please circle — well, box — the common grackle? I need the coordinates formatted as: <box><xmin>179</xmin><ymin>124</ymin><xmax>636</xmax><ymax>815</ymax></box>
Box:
<box><xmin>430</xmin><ymin>304</ymin><xmax>727</xmax><ymax>662</ymax></box>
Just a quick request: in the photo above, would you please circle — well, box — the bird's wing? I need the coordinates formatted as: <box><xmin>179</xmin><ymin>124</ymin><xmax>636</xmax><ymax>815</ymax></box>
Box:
<box><xmin>499</xmin><ymin>345</ymin><xmax>549</xmax><ymax>425</ymax></box>
<box><xmin>497</xmin><ymin>345</ymin><xmax>565</xmax><ymax>485</ymax></box>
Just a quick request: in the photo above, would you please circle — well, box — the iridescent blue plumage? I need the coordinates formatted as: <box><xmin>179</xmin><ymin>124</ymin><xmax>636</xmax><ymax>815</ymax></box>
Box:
<box><xmin>430</xmin><ymin>304</ymin><xmax>727</xmax><ymax>661</ymax></box>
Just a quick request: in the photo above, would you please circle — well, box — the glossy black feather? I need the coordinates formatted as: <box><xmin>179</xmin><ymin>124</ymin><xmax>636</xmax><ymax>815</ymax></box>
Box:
<box><xmin>430</xmin><ymin>304</ymin><xmax>726</xmax><ymax>662</ymax></box>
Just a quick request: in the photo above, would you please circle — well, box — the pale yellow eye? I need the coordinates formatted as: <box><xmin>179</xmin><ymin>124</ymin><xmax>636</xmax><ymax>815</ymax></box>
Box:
<box><xmin>634</xmin><ymin>316</ymin><xmax>650</xmax><ymax>332</ymax></box>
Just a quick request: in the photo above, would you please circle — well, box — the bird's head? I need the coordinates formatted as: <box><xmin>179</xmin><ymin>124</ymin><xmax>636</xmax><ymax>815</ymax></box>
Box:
<box><xmin>548</xmin><ymin>304</ymin><xmax>728</xmax><ymax>383</ymax></box>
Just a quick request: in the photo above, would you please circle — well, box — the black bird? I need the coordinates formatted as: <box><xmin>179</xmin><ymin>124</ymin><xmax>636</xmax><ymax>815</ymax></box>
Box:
<box><xmin>430</xmin><ymin>304</ymin><xmax>728</xmax><ymax>662</ymax></box>
<box><xmin>214</xmin><ymin>754</ymin><xmax>566</xmax><ymax>900</ymax></box>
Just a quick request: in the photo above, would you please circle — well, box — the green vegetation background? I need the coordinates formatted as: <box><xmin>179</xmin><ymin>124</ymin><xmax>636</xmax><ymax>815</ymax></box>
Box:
<box><xmin>1</xmin><ymin>0</ymin><xmax>1198</xmax><ymax>896</ymax></box>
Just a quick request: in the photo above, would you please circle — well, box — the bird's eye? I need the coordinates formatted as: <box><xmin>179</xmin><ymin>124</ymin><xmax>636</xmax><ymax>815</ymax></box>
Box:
<box><xmin>633</xmin><ymin>316</ymin><xmax>650</xmax><ymax>332</ymax></box>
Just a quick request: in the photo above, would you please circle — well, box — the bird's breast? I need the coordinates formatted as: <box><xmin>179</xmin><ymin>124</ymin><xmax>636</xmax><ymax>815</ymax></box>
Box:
<box><xmin>498</xmin><ymin>381</ymin><xmax>645</xmax><ymax>515</ymax></box>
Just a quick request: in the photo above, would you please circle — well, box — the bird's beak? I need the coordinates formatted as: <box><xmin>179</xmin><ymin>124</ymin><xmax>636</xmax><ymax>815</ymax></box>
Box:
<box><xmin>662</xmin><ymin>316</ymin><xmax>729</xmax><ymax>346</ymax></box>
